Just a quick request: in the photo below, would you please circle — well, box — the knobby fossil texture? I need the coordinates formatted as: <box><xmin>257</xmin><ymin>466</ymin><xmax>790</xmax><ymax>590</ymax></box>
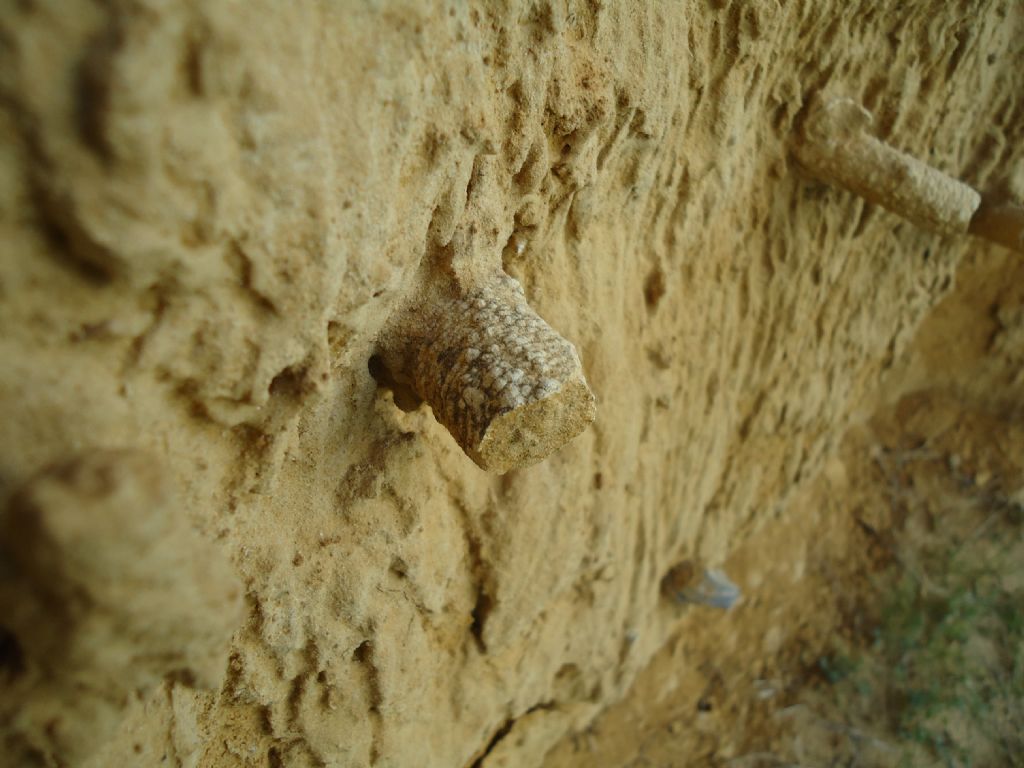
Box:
<box><xmin>394</xmin><ymin>275</ymin><xmax>595</xmax><ymax>473</ymax></box>
<box><xmin>376</xmin><ymin>156</ymin><xmax>596</xmax><ymax>473</ymax></box>
<box><xmin>0</xmin><ymin>1</ymin><xmax>1022</xmax><ymax>767</ymax></box>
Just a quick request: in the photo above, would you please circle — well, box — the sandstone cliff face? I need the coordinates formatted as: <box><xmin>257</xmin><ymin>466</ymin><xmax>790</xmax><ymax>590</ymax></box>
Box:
<box><xmin>0</xmin><ymin>1</ymin><xmax>1020</xmax><ymax>766</ymax></box>
<box><xmin>544</xmin><ymin>247</ymin><xmax>1024</xmax><ymax>766</ymax></box>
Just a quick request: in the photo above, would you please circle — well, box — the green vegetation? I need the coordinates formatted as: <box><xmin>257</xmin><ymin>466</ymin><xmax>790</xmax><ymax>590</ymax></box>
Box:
<box><xmin>820</xmin><ymin>486</ymin><xmax>1024</xmax><ymax>768</ymax></box>
<box><xmin>881</xmin><ymin>561</ymin><xmax>1023</xmax><ymax>765</ymax></box>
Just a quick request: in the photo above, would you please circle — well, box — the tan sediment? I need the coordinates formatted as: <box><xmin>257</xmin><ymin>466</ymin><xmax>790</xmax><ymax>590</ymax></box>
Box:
<box><xmin>0</xmin><ymin>2</ymin><xmax>1021</xmax><ymax>767</ymax></box>
<box><xmin>0</xmin><ymin>450</ymin><xmax>242</xmax><ymax>765</ymax></box>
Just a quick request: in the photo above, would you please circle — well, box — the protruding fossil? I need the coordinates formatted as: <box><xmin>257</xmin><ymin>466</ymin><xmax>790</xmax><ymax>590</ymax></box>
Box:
<box><xmin>795</xmin><ymin>97</ymin><xmax>982</xmax><ymax>236</ymax></box>
<box><xmin>406</xmin><ymin>274</ymin><xmax>594</xmax><ymax>473</ymax></box>
<box><xmin>378</xmin><ymin>156</ymin><xmax>596</xmax><ymax>473</ymax></box>
<box><xmin>661</xmin><ymin>560</ymin><xmax>741</xmax><ymax>610</ymax></box>
<box><xmin>969</xmin><ymin>197</ymin><xmax>1024</xmax><ymax>255</ymax></box>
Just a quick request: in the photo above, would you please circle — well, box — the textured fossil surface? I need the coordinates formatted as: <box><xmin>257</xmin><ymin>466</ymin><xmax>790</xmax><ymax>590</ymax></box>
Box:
<box><xmin>383</xmin><ymin>273</ymin><xmax>596</xmax><ymax>473</ymax></box>
<box><xmin>376</xmin><ymin>154</ymin><xmax>597</xmax><ymax>473</ymax></box>
<box><xmin>0</xmin><ymin>1</ymin><xmax>1022</xmax><ymax>767</ymax></box>
<box><xmin>794</xmin><ymin>96</ymin><xmax>982</xmax><ymax>235</ymax></box>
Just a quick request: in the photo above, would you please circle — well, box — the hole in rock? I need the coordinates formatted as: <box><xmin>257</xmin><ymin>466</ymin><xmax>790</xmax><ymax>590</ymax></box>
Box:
<box><xmin>644</xmin><ymin>266</ymin><xmax>666</xmax><ymax>310</ymax></box>
<box><xmin>353</xmin><ymin>640</ymin><xmax>373</xmax><ymax>665</ymax></box>
<box><xmin>470</xmin><ymin>591</ymin><xmax>493</xmax><ymax>653</ymax></box>
<box><xmin>367</xmin><ymin>356</ymin><xmax>422</xmax><ymax>412</ymax></box>
<box><xmin>0</xmin><ymin>626</ymin><xmax>25</xmax><ymax>682</ymax></box>
<box><xmin>268</xmin><ymin>365</ymin><xmax>309</xmax><ymax>400</ymax></box>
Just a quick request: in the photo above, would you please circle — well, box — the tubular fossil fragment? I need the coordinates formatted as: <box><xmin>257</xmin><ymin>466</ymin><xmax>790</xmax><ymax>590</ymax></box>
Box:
<box><xmin>404</xmin><ymin>274</ymin><xmax>595</xmax><ymax>473</ymax></box>
<box><xmin>795</xmin><ymin>97</ymin><xmax>981</xmax><ymax>235</ymax></box>
<box><xmin>969</xmin><ymin>197</ymin><xmax>1024</xmax><ymax>255</ymax></box>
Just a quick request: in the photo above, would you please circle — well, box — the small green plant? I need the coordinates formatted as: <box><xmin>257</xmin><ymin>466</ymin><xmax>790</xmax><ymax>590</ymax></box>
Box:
<box><xmin>830</xmin><ymin>517</ymin><xmax>1024</xmax><ymax>767</ymax></box>
<box><xmin>889</xmin><ymin>574</ymin><xmax>1018</xmax><ymax>763</ymax></box>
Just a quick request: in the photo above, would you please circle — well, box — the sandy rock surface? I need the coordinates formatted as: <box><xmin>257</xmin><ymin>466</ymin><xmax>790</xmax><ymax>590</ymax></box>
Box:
<box><xmin>545</xmin><ymin>246</ymin><xmax>1024</xmax><ymax>767</ymax></box>
<box><xmin>0</xmin><ymin>1</ymin><xmax>1021</xmax><ymax>766</ymax></box>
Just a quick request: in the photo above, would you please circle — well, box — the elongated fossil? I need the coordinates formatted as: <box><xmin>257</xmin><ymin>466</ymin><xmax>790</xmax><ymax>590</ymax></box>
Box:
<box><xmin>969</xmin><ymin>197</ymin><xmax>1024</xmax><ymax>255</ymax></box>
<box><xmin>406</xmin><ymin>276</ymin><xmax>594</xmax><ymax>473</ymax></box>
<box><xmin>795</xmin><ymin>96</ymin><xmax>1023</xmax><ymax>256</ymax></box>
<box><xmin>794</xmin><ymin>97</ymin><xmax>982</xmax><ymax>235</ymax></box>
<box><xmin>377</xmin><ymin>156</ymin><xmax>596</xmax><ymax>473</ymax></box>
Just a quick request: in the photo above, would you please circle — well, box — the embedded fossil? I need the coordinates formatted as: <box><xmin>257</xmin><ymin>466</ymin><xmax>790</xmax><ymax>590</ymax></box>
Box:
<box><xmin>794</xmin><ymin>96</ymin><xmax>982</xmax><ymax>235</ymax></box>
<box><xmin>376</xmin><ymin>156</ymin><xmax>596</xmax><ymax>472</ymax></box>
<box><xmin>795</xmin><ymin>96</ymin><xmax>1023</xmax><ymax>255</ymax></box>
<box><xmin>661</xmin><ymin>560</ymin><xmax>742</xmax><ymax>610</ymax></box>
<box><xmin>794</xmin><ymin>96</ymin><xmax>1024</xmax><ymax>257</ymax></box>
